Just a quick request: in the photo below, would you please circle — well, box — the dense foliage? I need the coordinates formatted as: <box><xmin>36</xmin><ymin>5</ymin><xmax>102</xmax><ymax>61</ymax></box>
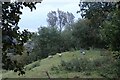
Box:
<box><xmin>1</xmin><ymin>1</ymin><xmax>42</xmax><ymax>75</ymax></box>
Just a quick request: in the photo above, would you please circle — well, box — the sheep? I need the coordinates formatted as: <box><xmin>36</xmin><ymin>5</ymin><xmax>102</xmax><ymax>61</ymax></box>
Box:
<box><xmin>48</xmin><ymin>55</ymin><xmax>53</xmax><ymax>58</ymax></box>
<box><xmin>57</xmin><ymin>53</ymin><xmax>62</xmax><ymax>57</ymax></box>
<box><xmin>82</xmin><ymin>51</ymin><xmax>85</xmax><ymax>55</ymax></box>
<box><xmin>58</xmin><ymin>53</ymin><xmax>62</xmax><ymax>57</ymax></box>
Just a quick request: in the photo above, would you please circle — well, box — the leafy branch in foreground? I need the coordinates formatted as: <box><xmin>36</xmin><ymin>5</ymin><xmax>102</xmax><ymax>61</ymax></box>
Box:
<box><xmin>2</xmin><ymin>1</ymin><xmax>42</xmax><ymax>75</ymax></box>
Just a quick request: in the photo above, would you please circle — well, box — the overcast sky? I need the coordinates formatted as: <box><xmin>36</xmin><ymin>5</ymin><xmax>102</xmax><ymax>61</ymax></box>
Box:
<box><xmin>18</xmin><ymin>0</ymin><xmax>80</xmax><ymax>32</ymax></box>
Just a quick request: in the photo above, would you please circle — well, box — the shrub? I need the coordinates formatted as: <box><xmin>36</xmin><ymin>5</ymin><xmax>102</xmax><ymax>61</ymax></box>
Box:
<box><xmin>50</xmin><ymin>55</ymin><xmax>118</xmax><ymax>78</ymax></box>
<box><xmin>96</xmin><ymin>57</ymin><xmax>118</xmax><ymax>78</ymax></box>
<box><xmin>115</xmin><ymin>60</ymin><xmax>120</xmax><ymax>77</ymax></box>
<box><xmin>100</xmin><ymin>50</ymin><xmax>112</xmax><ymax>56</ymax></box>
<box><xmin>99</xmin><ymin>63</ymin><xmax>118</xmax><ymax>78</ymax></box>
<box><xmin>60</xmin><ymin>57</ymin><xmax>114</xmax><ymax>70</ymax></box>
<box><xmin>59</xmin><ymin>58</ymin><xmax>90</xmax><ymax>72</ymax></box>
<box><xmin>93</xmin><ymin>59</ymin><xmax>103</xmax><ymax>68</ymax></box>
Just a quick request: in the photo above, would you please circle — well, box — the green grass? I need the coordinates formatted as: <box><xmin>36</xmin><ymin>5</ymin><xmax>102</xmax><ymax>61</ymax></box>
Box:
<box><xmin>2</xmin><ymin>49</ymin><xmax>115</xmax><ymax>78</ymax></box>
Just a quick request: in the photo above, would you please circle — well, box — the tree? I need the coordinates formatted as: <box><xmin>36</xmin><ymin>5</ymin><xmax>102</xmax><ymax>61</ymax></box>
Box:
<box><xmin>66</xmin><ymin>11</ymin><xmax>75</xmax><ymax>26</ymax></box>
<box><xmin>1</xmin><ymin>1</ymin><xmax>42</xmax><ymax>75</ymax></box>
<box><xmin>57</xmin><ymin>9</ymin><xmax>67</xmax><ymax>32</ymax></box>
<box><xmin>78</xmin><ymin>2</ymin><xmax>115</xmax><ymax>27</ymax></box>
<box><xmin>101</xmin><ymin>7</ymin><xmax>120</xmax><ymax>51</ymax></box>
<box><xmin>46</xmin><ymin>9</ymin><xmax>75</xmax><ymax>32</ymax></box>
<box><xmin>78</xmin><ymin>1</ymin><xmax>120</xmax><ymax>50</ymax></box>
<box><xmin>61</xmin><ymin>25</ymin><xmax>75</xmax><ymax>51</ymax></box>
<box><xmin>77</xmin><ymin>2</ymin><xmax>120</xmax><ymax>48</ymax></box>
<box><xmin>47</xmin><ymin>11</ymin><xmax>58</xmax><ymax>27</ymax></box>
<box><xmin>72</xmin><ymin>19</ymin><xmax>92</xmax><ymax>49</ymax></box>
<box><xmin>79</xmin><ymin>2</ymin><xmax>117</xmax><ymax>46</ymax></box>
<box><xmin>32</xmin><ymin>26</ymin><xmax>61</xmax><ymax>59</ymax></box>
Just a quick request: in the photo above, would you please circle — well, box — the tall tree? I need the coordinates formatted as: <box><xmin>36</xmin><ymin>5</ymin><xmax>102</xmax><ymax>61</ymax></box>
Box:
<box><xmin>47</xmin><ymin>9</ymin><xmax>75</xmax><ymax>32</ymax></box>
<box><xmin>72</xmin><ymin>19</ymin><xmax>91</xmax><ymax>49</ymax></box>
<box><xmin>66</xmin><ymin>11</ymin><xmax>75</xmax><ymax>26</ymax></box>
<box><xmin>47</xmin><ymin>11</ymin><xmax>58</xmax><ymax>27</ymax></box>
<box><xmin>57</xmin><ymin>9</ymin><xmax>67</xmax><ymax>32</ymax></box>
<box><xmin>77</xmin><ymin>2</ymin><xmax>118</xmax><ymax>48</ymax></box>
<box><xmin>78</xmin><ymin>1</ymin><xmax>120</xmax><ymax>49</ymax></box>
<box><xmin>32</xmin><ymin>26</ymin><xmax>61</xmax><ymax>59</ymax></box>
<box><xmin>101</xmin><ymin>6</ymin><xmax>120</xmax><ymax>51</ymax></box>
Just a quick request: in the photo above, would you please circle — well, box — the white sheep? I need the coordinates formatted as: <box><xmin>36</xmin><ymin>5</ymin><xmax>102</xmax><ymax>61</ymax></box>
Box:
<box><xmin>57</xmin><ymin>53</ymin><xmax>62</xmax><ymax>57</ymax></box>
<box><xmin>82</xmin><ymin>51</ymin><xmax>85</xmax><ymax>55</ymax></box>
<box><xmin>48</xmin><ymin>55</ymin><xmax>53</xmax><ymax>58</ymax></box>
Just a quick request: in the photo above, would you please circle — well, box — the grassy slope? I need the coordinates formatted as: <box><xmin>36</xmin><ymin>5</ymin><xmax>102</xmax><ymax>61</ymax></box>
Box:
<box><xmin>2</xmin><ymin>49</ymin><xmax>108</xmax><ymax>78</ymax></box>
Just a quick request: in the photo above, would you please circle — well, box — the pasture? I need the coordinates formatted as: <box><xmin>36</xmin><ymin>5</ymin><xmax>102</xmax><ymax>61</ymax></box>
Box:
<box><xmin>2</xmin><ymin>49</ymin><xmax>117</xmax><ymax>78</ymax></box>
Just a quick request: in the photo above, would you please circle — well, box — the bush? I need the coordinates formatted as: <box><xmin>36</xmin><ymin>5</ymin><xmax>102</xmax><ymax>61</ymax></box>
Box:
<box><xmin>96</xmin><ymin>57</ymin><xmax>118</xmax><ymax>78</ymax></box>
<box><xmin>113</xmin><ymin>60</ymin><xmax>120</xmax><ymax>78</ymax></box>
<box><xmin>99</xmin><ymin>63</ymin><xmax>118</xmax><ymax>78</ymax></box>
<box><xmin>50</xmin><ymin>55</ymin><xmax>118</xmax><ymax>78</ymax></box>
<box><xmin>59</xmin><ymin>58</ymin><xmax>90</xmax><ymax>72</ymax></box>
<box><xmin>59</xmin><ymin>57</ymin><xmax>112</xmax><ymax>72</ymax></box>
<box><xmin>100</xmin><ymin>50</ymin><xmax>111</xmax><ymax>56</ymax></box>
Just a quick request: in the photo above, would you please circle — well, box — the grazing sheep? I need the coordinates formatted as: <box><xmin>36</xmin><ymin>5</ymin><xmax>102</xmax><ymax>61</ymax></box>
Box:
<box><xmin>82</xmin><ymin>51</ymin><xmax>85</xmax><ymax>55</ymax></box>
<box><xmin>48</xmin><ymin>55</ymin><xmax>53</xmax><ymax>58</ymax></box>
<box><xmin>58</xmin><ymin>53</ymin><xmax>62</xmax><ymax>57</ymax></box>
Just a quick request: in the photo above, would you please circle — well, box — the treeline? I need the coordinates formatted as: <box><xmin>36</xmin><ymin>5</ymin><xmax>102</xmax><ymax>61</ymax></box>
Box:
<box><xmin>30</xmin><ymin>18</ymin><xmax>105</xmax><ymax>61</ymax></box>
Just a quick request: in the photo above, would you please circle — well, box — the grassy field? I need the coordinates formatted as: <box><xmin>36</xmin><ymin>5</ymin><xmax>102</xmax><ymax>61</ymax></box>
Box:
<box><xmin>2</xmin><ymin>49</ymin><xmax>116</xmax><ymax>78</ymax></box>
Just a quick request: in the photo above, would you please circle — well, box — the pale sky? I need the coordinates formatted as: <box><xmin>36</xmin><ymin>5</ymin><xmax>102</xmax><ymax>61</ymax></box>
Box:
<box><xmin>18</xmin><ymin>0</ymin><xmax>81</xmax><ymax>32</ymax></box>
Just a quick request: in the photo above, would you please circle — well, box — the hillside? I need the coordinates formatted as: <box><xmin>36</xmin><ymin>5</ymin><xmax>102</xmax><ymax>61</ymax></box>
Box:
<box><xmin>2</xmin><ymin>49</ymin><xmax>116</xmax><ymax>78</ymax></box>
